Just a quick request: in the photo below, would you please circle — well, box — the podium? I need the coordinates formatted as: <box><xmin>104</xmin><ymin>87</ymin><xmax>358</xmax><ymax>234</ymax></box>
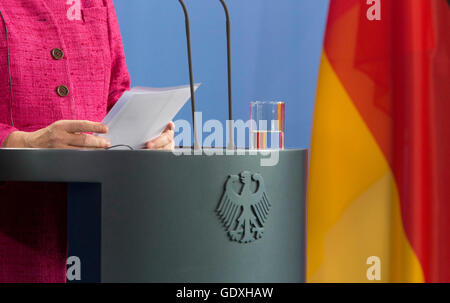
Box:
<box><xmin>0</xmin><ymin>148</ymin><xmax>307</xmax><ymax>283</ymax></box>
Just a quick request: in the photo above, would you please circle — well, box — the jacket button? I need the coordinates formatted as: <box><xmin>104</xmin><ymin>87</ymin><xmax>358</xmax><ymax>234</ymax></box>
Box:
<box><xmin>56</xmin><ymin>85</ymin><xmax>69</xmax><ymax>97</ymax></box>
<box><xmin>51</xmin><ymin>48</ymin><xmax>64</xmax><ymax>60</ymax></box>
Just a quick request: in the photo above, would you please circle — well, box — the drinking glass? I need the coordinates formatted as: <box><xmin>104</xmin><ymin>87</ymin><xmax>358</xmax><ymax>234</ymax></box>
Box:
<box><xmin>250</xmin><ymin>101</ymin><xmax>285</xmax><ymax>150</ymax></box>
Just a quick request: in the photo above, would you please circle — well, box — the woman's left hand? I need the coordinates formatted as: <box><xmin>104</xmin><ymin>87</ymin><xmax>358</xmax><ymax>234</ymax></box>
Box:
<box><xmin>145</xmin><ymin>122</ymin><xmax>175</xmax><ymax>150</ymax></box>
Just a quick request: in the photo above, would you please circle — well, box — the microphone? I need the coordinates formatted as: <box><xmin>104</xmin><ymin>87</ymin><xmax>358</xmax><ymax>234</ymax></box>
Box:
<box><xmin>178</xmin><ymin>0</ymin><xmax>201</xmax><ymax>150</ymax></box>
<box><xmin>0</xmin><ymin>9</ymin><xmax>14</xmax><ymax>128</ymax></box>
<box><xmin>218</xmin><ymin>0</ymin><xmax>235</xmax><ymax>150</ymax></box>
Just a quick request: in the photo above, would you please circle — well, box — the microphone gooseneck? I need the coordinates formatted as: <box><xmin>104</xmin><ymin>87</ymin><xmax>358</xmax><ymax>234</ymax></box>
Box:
<box><xmin>0</xmin><ymin>9</ymin><xmax>14</xmax><ymax>128</ymax></box>
<box><xmin>178</xmin><ymin>0</ymin><xmax>201</xmax><ymax>150</ymax></box>
<box><xmin>218</xmin><ymin>0</ymin><xmax>235</xmax><ymax>150</ymax></box>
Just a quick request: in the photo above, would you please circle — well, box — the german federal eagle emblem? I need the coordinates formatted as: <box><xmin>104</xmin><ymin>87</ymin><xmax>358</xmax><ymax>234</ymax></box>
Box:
<box><xmin>217</xmin><ymin>171</ymin><xmax>271</xmax><ymax>243</ymax></box>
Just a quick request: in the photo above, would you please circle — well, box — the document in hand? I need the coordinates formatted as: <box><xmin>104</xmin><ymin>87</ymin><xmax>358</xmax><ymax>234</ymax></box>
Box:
<box><xmin>98</xmin><ymin>84</ymin><xmax>200</xmax><ymax>149</ymax></box>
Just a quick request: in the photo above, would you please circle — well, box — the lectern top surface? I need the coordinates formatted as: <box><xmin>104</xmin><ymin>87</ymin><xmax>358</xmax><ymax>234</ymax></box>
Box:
<box><xmin>0</xmin><ymin>148</ymin><xmax>307</xmax><ymax>184</ymax></box>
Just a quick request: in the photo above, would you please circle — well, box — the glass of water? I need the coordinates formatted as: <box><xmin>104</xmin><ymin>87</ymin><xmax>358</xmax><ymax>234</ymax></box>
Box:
<box><xmin>250</xmin><ymin>101</ymin><xmax>285</xmax><ymax>150</ymax></box>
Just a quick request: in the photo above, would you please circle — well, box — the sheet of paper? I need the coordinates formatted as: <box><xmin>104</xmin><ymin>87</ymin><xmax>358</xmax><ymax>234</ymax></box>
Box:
<box><xmin>98</xmin><ymin>84</ymin><xmax>200</xmax><ymax>149</ymax></box>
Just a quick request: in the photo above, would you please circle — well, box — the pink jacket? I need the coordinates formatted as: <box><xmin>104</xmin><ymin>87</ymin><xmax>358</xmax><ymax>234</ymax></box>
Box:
<box><xmin>0</xmin><ymin>0</ymin><xmax>130</xmax><ymax>282</ymax></box>
<box><xmin>0</xmin><ymin>0</ymin><xmax>130</xmax><ymax>145</ymax></box>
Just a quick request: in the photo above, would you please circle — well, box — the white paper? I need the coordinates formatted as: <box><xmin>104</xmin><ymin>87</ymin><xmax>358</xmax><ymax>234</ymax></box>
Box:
<box><xmin>98</xmin><ymin>84</ymin><xmax>200</xmax><ymax>149</ymax></box>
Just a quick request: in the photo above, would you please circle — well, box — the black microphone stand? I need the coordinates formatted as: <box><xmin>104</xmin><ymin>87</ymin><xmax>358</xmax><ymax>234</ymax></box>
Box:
<box><xmin>178</xmin><ymin>0</ymin><xmax>201</xmax><ymax>150</ymax></box>
<box><xmin>218</xmin><ymin>0</ymin><xmax>235</xmax><ymax>150</ymax></box>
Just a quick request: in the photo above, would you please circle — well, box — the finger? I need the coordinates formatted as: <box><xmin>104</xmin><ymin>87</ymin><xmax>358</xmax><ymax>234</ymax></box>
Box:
<box><xmin>147</xmin><ymin>123</ymin><xmax>174</xmax><ymax>147</ymax></box>
<box><xmin>165</xmin><ymin>121</ymin><xmax>175</xmax><ymax>131</ymax></box>
<box><xmin>158</xmin><ymin>141</ymin><xmax>175</xmax><ymax>151</ymax></box>
<box><xmin>67</xmin><ymin>133</ymin><xmax>111</xmax><ymax>148</ymax></box>
<box><xmin>62</xmin><ymin>120</ymin><xmax>108</xmax><ymax>134</ymax></box>
<box><xmin>55</xmin><ymin>144</ymin><xmax>105</xmax><ymax>150</ymax></box>
<box><xmin>146</xmin><ymin>130</ymin><xmax>174</xmax><ymax>149</ymax></box>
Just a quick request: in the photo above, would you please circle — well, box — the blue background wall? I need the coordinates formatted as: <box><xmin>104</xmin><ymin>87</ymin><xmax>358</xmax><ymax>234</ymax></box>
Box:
<box><xmin>113</xmin><ymin>0</ymin><xmax>329</xmax><ymax>148</ymax></box>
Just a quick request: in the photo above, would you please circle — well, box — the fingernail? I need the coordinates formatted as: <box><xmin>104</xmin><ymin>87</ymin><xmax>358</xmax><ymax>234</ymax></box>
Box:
<box><xmin>105</xmin><ymin>141</ymin><xmax>111</xmax><ymax>148</ymax></box>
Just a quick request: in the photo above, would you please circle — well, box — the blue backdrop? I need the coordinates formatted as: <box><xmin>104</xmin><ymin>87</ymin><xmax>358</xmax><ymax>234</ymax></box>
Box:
<box><xmin>113</xmin><ymin>0</ymin><xmax>329</xmax><ymax>148</ymax></box>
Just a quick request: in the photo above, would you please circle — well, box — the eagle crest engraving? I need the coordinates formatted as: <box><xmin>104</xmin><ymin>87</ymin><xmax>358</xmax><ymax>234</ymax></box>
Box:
<box><xmin>217</xmin><ymin>171</ymin><xmax>271</xmax><ymax>243</ymax></box>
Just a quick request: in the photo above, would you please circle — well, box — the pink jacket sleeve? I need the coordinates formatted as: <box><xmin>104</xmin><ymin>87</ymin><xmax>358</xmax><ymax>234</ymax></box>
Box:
<box><xmin>105</xmin><ymin>0</ymin><xmax>131</xmax><ymax>111</ymax></box>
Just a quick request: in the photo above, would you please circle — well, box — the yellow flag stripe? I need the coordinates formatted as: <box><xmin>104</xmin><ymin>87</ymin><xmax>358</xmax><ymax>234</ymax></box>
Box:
<box><xmin>307</xmin><ymin>54</ymin><xmax>424</xmax><ymax>282</ymax></box>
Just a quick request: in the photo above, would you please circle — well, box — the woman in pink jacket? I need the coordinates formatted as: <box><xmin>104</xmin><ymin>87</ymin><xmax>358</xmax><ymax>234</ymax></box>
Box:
<box><xmin>0</xmin><ymin>0</ymin><xmax>174</xmax><ymax>282</ymax></box>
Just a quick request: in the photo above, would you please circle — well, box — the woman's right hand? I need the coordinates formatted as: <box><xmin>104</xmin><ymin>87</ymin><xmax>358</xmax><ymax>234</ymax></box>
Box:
<box><xmin>2</xmin><ymin>120</ymin><xmax>111</xmax><ymax>149</ymax></box>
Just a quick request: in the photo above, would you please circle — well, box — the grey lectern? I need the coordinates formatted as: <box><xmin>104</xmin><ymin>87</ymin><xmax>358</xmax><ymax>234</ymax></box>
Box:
<box><xmin>0</xmin><ymin>149</ymin><xmax>307</xmax><ymax>283</ymax></box>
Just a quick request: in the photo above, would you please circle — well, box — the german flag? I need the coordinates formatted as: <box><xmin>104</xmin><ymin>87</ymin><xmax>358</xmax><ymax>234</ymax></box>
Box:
<box><xmin>307</xmin><ymin>0</ymin><xmax>450</xmax><ymax>282</ymax></box>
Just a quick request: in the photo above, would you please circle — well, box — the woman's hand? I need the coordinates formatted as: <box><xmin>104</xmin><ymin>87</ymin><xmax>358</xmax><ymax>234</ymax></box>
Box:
<box><xmin>2</xmin><ymin>120</ymin><xmax>111</xmax><ymax>149</ymax></box>
<box><xmin>145</xmin><ymin>122</ymin><xmax>175</xmax><ymax>150</ymax></box>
